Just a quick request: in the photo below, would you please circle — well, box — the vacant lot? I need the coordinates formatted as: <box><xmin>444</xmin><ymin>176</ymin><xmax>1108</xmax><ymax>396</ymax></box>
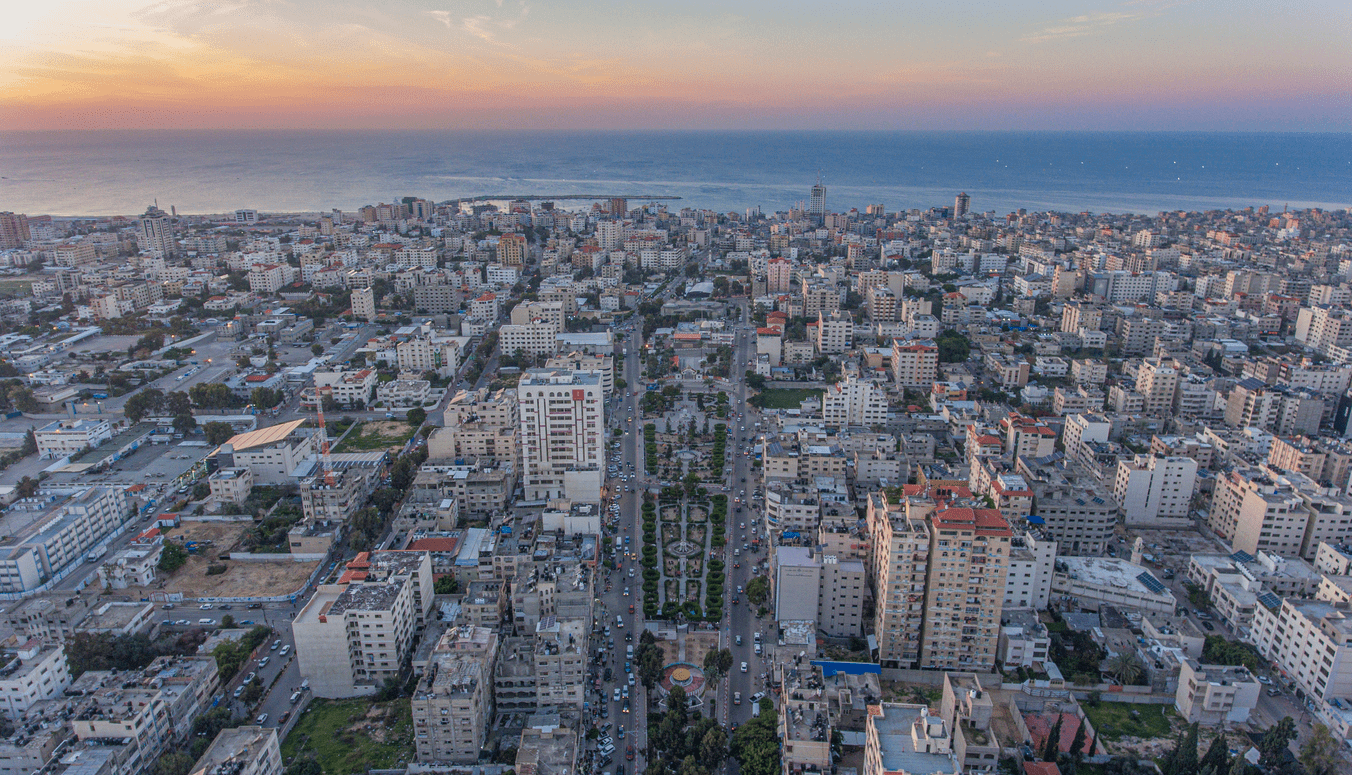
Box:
<box><xmin>1081</xmin><ymin>700</ymin><xmax>1174</xmax><ymax>742</ymax></box>
<box><xmin>333</xmin><ymin>420</ymin><xmax>415</xmax><ymax>453</ymax></box>
<box><xmin>126</xmin><ymin>520</ymin><xmax>318</xmax><ymax>599</ymax></box>
<box><xmin>282</xmin><ymin>699</ymin><xmax>413</xmax><ymax>774</ymax></box>
<box><xmin>753</xmin><ymin>388</ymin><xmax>822</xmax><ymax>409</ymax></box>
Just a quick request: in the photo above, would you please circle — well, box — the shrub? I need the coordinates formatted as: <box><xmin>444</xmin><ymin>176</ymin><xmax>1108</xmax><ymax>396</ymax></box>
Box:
<box><xmin>205</xmin><ymin>564</ymin><xmax>228</xmax><ymax>576</ymax></box>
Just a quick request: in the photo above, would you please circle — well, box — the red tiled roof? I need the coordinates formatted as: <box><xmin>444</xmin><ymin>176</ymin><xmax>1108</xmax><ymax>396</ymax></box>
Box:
<box><xmin>932</xmin><ymin>506</ymin><xmax>1012</xmax><ymax>536</ymax></box>
<box><xmin>1024</xmin><ymin>713</ymin><xmax>1083</xmax><ymax>757</ymax></box>
<box><xmin>409</xmin><ymin>537</ymin><xmax>463</xmax><ymax>553</ymax></box>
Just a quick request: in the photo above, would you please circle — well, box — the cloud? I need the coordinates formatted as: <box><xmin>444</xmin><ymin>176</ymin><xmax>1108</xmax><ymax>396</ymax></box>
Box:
<box><xmin>1021</xmin><ymin>11</ymin><xmax>1144</xmax><ymax>44</ymax></box>
<box><xmin>428</xmin><ymin>10</ymin><xmax>452</xmax><ymax>28</ymax></box>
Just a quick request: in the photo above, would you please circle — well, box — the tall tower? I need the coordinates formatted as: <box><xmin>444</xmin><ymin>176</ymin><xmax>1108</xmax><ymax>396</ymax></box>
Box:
<box><xmin>954</xmin><ymin>192</ymin><xmax>971</xmax><ymax>218</ymax></box>
<box><xmin>138</xmin><ymin>205</ymin><xmax>176</xmax><ymax>257</ymax></box>
<box><xmin>809</xmin><ymin>175</ymin><xmax>826</xmax><ymax>217</ymax></box>
<box><xmin>518</xmin><ymin>369</ymin><xmax>604</xmax><ymax>502</ymax></box>
<box><xmin>352</xmin><ymin>286</ymin><xmax>377</xmax><ymax>322</ymax></box>
<box><xmin>0</xmin><ymin>213</ymin><xmax>30</xmax><ymax>249</ymax></box>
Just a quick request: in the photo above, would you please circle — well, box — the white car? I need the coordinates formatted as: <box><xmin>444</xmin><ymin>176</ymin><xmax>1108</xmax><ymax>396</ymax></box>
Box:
<box><xmin>741</xmin><ymin>662</ymin><xmax>748</xmax><ymax>673</ymax></box>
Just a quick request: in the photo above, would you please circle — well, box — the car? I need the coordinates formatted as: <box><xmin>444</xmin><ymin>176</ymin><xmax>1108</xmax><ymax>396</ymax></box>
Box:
<box><xmin>245</xmin><ymin>672</ymin><xmax>257</xmax><ymax>684</ymax></box>
<box><xmin>623</xmin><ymin>587</ymin><xmax>629</xmax><ymax>596</ymax></box>
<box><xmin>233</xmin><ymin>685</ymin><xmax>245</xmax><ymax>698</ymax></box>
<box><xmin>218</xmin><ymin>604</ymin><xmax>232</xmax><ymax>610</ymax></box>
<box><xmin>256</xmin><ymin>713</ymin><xmax>268</xmax><ymax>725</ymax></box>
<box><xmin>280</xmin><ymin>645</ymin><xmax>290</xmax><ymax>656</ymax></box>
<box><xmin>290</xmin><ymin>691</ymin><xmax>303</xmax><ymax>703</ymax></box>
<box><xmin>1257</xmin><ymin>675</ymin><xmax>1273</xmax><ymax>685</ymax></box>
<box><xmin>751</xmin><ymin>691</ymin><xmax>765</xmax><ymax>702</ymax></box>
<box><xmin>258</xmin><ymin>657</ymin><xmax>270</xmax><ymax>667</ymax></box>
<box><xmin>735</xmin><ymin>635</ymin><xmax>742</xmax><ymax>645</ymax></box>
<box><xmin>270</xmin><ymin>640</ymin><xmax>281</xmax><ymax>650</ymax></box>
<box><xmin>614</xmin><ymin>688</ymin><xmax>622</xmax><ymax>701</ymax></box>
<box><xmin>1202</xmin><ymin>621</ymin><xmax>1215</xmax><ymax>631</ymax></box>
<box><xmin>626</xmin><ymin>746</ymin><xmax>635</xmax><ymax>761</ymax></box>
<box><xmin>198</xmin><ymin>618</ymin><xmax>215</xmax><ymax>625</ymax></box>
<box><xmin>628</xmin><ymin>674</ymin><xmax>635</xmax><ymax>686</ymax></box>
<box><xmin>1266</xmin><ymin>687</ymin><xmax>1282</xmax><ymax>696</ymax></box>
<box><xmin>161</xmin><ymin>603</ymin><xmax>175</xmax><ymax>610</ymax></box>
<box><xmin>733</xmin><ymin>692</ymin><xmax>741</xmax><ymax>705</ymax></box>
<box><xmin>247</xmin><ymin>602</ymin><xmax>262</xmax><ymax>609</ymax></box>
<box><xmin>618</xmin><ymin>725</ymin><xmax>626</xmax><ymax>739</ymax></box>
<box><xmin>622</xmin><ymin>699</ymin><xmax>631</xmax><ymax>713</ymax></box>
<box><xmin>200</xmin><ymin>604</ymin><xmax>213</xmax><ymax>610</ymax></box>
<box><xmin>600</xmin><ymin>706</ymin><xmax>610</xmax><ymax>719</ymax></box>
<box><xmin>741</xmin><ymin>662</ymin><xmax>748</xmax><ymax>673</ymax></box>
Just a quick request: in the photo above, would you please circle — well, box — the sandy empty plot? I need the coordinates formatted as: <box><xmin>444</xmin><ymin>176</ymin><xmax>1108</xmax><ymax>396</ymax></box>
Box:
<box><xmin>132</xmin><ymin>520</ymin><xmax>320</xmax><ymax>599</ymax></box>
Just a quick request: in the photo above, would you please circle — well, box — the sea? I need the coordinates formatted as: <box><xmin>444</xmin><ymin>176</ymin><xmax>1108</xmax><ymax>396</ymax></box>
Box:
<box><xmin>0</xmin><ymin>130</ymin><xmax>1349</xmax><ymax>218</ymax></box>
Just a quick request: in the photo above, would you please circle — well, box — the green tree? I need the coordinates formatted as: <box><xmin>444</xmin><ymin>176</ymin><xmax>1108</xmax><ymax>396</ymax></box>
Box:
<box><xmin>202</xmin><ymin>421</ymin><xmax>234</xmax><ymax>445</ymax></box>
<box><xmin>220</xmin><ymin>614</ymin><xmax>236</xmax><ymax>629</ymax></box>
<box><xmin>165</xmin><ymin>391</ymin><xmax>193</xmax><ymax>416</ymax></box>
<box><xmin>172</xmin><ymin>413</ymin><xmax>197</xmax><ymax>434</ymax></box>
<box><xmin>190</xmin><ymin>383</ymin><xmax>237</xmax><ymax>409</ymax></box>
<box><xmin>407</xmin><ymin>406</ymin><xmax>427</xmax><ymax>427</ymax></box>
<box><xmin>158</xmin><ymin>542</ymin><xmax>188</xmax><ymax>572</ymax></box>
<box><xmin>1043</xmin><ymin>714</ymin><xmax>1063</xmax><ymax>762</ymax></box>
<box><xmin>21</xmin><ymin>427</ymin><xmax>36</xmax><ymax>456</ymax></box>
<box><xmin>935</xmin><ymin>330</ymin><xmax>971</xmax><ymax>363</ymax></box>
<box><xmin>745</xmin><ymin>577</ymin><xmax>770</xmax><ymax>605</ymax></box>
<box><xmin>311</xmin><ymin>343</ymin><xmax>324</xmax><ymax>357</ymax></box>
<box><xmin>1257</xmin><ymin>717</ymin><xmax>1297</xmax><ymax>772</ymax></box>
<box><xmin>698</xmin><ymin>727</ymin><xmax>727</xmax><ymax>770</ymax></box>
<box><xmin>151</xmin><ymin>752</ymin><xmax>195</xmax><ymax>775</ymax></box>
<box><xmin>1298</xmin><ymin>723</ymin><xmax>1340</xmax><ymax>775</ymax></box>
<box><xmin>1069</xmin><ymin>719</ymin><xmax>1088</xmax><ymax>762</ymax></box>
<box><xmin>1200</xmin><ymin>733</ymin><xmax>1230</xmax><ymax>774</ymax></box>
<box><xmin>251</xmin><ymin>387</ymin><xmax>282</xmax><ymax>409</ymax></box>
<box><xmin>434</xmin><ymin>576</ymin><xmax>459</xmax><ymax>594</ymax></box>
<box><xmin>1105</xmin><ymin>652</ymin><xmax>1144</xmax><ymax>685</ymax></box>
<box><xmin>124</xmin><ymin>388</ymin><xmax>165</xmax><ymax>422</ymax></box>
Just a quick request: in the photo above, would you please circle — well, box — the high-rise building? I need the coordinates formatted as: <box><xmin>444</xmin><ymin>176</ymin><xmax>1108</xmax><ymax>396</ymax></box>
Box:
<box><xmin>954</xmin><ymin>192</ymin><xmax>970</xmax><ymax>218</ymax></box>
<box><xmin>0</xmin><ymin>212</ymin><xmax>30</xmax><ymax>249</ymax></box>
<box><xmin>1113</xmin><ymin>454</ymin><xmax>1198</xmax><ymax>528</ymax></box>
<box><xmin>1135</xmin><ymin>358</ymin><xmax>1180</xmax><ymax>417</ymax></box>
<box><xmin>518</xmin><ymin>369</ymin><xmax>604</xmax><ymax>502</ymax></box>
<box><xmin>821</xmin><ymin>375</ymin><xmax>888</xmax><ymax>427</ymax></box>
<box><xmin>767</xmin><ymin>257</ymin><xmax>793</xmax><ymax>295</ymax></box>
<box><xmin>138</xmin><ymin>205</ymin><xmax>176</xmax><ymax>256</ymax></box>
<box><xmin>352</xmin><ymin>286</ymin><xmax>376</xmax><ymax>322</ymax></box>
<box><xmin>918</xmin><ymin>505</ymin><xmax>1011</xmax><ymax>672</ymax></box>
<box><xmin>891</xmin><ymin>339</ymin><xmax>938</xmax><ymax>388</ymax></box>
<box><xmin>866</xmin><ymin>493</ymin><xmax>931</xmax><ymax>669</ymax></box>
<box><xmin>497</xmin><ymin>233</ymin><xmax>527</xmax><ymax>266</ymax></box>
<box><xmin>809</xmin><ymin>182</ymin><xmax>826</xmax><ymax>217</ymax></box>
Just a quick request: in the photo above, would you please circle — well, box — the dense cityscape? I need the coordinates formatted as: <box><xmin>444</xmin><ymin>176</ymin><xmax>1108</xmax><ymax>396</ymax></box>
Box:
<box><xmin>0</xmin><ymin>188</ymin><xmax>1348</xmax><ymax>775</ymax></box>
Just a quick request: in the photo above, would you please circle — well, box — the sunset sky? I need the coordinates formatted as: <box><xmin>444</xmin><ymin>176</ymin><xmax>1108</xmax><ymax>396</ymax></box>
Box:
<box><xmin>1</xmin><ymin>0</ymin><xmax>1348</xmax><ymax>131</ymax></box>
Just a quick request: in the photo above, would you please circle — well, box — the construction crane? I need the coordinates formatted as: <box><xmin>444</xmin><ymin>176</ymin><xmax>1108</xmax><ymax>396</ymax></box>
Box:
<box><xmin>315</xmin><ymin>387</ymin><xmax>336</xmax><ymax>486</ymax></box>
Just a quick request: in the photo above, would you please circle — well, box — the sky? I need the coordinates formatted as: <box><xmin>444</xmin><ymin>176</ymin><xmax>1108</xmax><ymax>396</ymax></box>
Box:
<box><xmin>0</xmin><ymin>0</ymin><xmax>1349</xmax><ymax>131</ymax></box>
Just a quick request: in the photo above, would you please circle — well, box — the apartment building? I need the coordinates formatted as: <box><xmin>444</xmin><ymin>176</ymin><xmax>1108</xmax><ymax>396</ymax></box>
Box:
<box><xmin>0</xmin><ymin>641</ymin><xmax>71</xmax><ymax>721</ymax></box>
<box><xmin>189</xmin><ymin>727</ymin><xmax>282</xmax><ymax>775</ymax></box>
<box><xmin>863</xmin><ymin>703</ymin><xmax>960</xmax><ymax>775</ymax></box>
<box><xmin>531</xmin><ymin>617</ymin><xmax>589</xmax><ymax>709</ymax></box>
<box><xmin>816</xmin><ymin>311</ymin><xmax>853</xmax><ymax>354</ymax></box>
<box><xmin>499</xmin><ymin>323</ymin><xmax>559</xmax><ymax>357</ymax></box>
<box><xmin>412</xmin><ymin>627</ymin><xmax>497</xmax><ymax>764</ymax></box>
<box><xmin>1070</xmin><ymin>359</ymin><xmax>1108</xmax><ymax>385</ymax></box>
<box><xmin>210</xmin><ymin>419</ymin><xmax>319</xmax><ymax>484</ymax></box>
<box><xmin>771</xmin><ymin>546</ymin><xmax>866</xmax><ymax>638</ymax></box>
<box><xmin>892</xmin><ymin>340</ymin><xmax>938</xmax><ymax>389</ymax></box>
<box><xmin>1208</xmin><ymin>467</ymin><xmax>1316</xmax><ymax>559</ymax></box>
<box><xmin>293</xmin><ymin>580</ymin><xmax>418</xmax><ymax>697</ymax></box>
<box><xmin>246</xmin><ymin>263</ymin><xmax>296</xmax><ymax>294</ymax></box>
<box><xmin>765</xmin><ymin>487</ymin><xmax>822</xmax><ymax>534</ymax></box>
<box><xmin>985</xmin><ymin>354</ymin><xmax>1030</xmax><ymax>388</ymax></box>
<box><xmin>544</xmin><ymin>352</ymin><xmax>614</xmax><ymax>396</ymax></box>
<box><xmin>939</xmin><ymin>673</ymin><xmax>1002</xmax><ymax>774</ymax></box>
<box><xmin>314</xmin><ymin>368</ymin><xmax>378</xmax><ymax>407</ymax></box>
<box><xmin>1250</xmin><ymin>592</ymin><xmax>1352</xmax><ymax>704</ymax></box>
<box><xmin>867</xmin><ymin>493</ymin><xmax>931</xmax><ymax>669</ymax></box>
<box><xmin>518</xmin><ymin>370</ymin><xmax>604</xmax><ymax>502</ymax></box>
<box><xmin>1174</xmin><ymin>658</ymin><xmax>1261</xmax><ymax>725</ymax></box>
<box><xmin>1003</xmin><ymin>530</ymin><xmax>1056</xmax><ymax>610</ymax></box>
<box><xmin>1135</xmin><ymin>358</ymin><xmax>1180</xmax><ymax>416</ymax></box>
<box><xmin>33</xmin><ymin>418</ymin><xmax>116</xmax><ymax>459</ymax></box>
<box><xmin>918</xmin><ymin>506</ymin><xmax>1011</xmax><ymax>672</ymax></box>
<box><xmin>821</xmin><ymin>376</ymin><xmax>888</xmax><ymax>427</ymax></box>
<box><xmin>1016</xmin><ymin>456</ymin><xmax>1118</xmax><ymax>556</ymax></box>
<box><xmin>1113</xmin><ymin>454</ymin><xmax>1198</xmax><ymax>528</ymax></box>
<box><xmin>0</xmin><ymin>487</ymin><xmax>129</xmax><ymax>594</ymax></box>
<box><xmin>397</xmin><ymin>336</ymin><xmax>462</xmax><ymax>378</ymax></box>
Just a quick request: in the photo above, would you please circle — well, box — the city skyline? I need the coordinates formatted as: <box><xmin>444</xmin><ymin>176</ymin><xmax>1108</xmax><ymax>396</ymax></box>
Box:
<box><xmin>1</xmin><ymin>0</ymin><xmax>1349</xmax><ymax>131</ymax></box>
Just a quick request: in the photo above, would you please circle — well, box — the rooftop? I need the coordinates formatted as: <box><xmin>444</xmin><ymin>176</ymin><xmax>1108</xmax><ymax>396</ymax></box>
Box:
<box><xmin>189</xmin><ymin>726</ymin><xmax>276</xmax><ymax>775</ymax></box>
<box><xmin>869</xmin><ymin>704</ymin><xmax>959</xmax><ymax>775</ymax></box>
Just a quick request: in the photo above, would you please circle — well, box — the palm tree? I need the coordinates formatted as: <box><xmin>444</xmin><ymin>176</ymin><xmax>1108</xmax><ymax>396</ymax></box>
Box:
<box><xmin>1105</xmin><ymin>653</ymin><xmax>1145</xmax><ymax>685</ymax></box>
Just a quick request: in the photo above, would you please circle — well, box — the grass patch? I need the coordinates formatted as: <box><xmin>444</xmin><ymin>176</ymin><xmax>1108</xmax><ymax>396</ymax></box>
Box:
<box><xmin>1082</xmin><ymin>701</ymin><xmax>1174</xmax><ymax>741</ymax></box>
<box><xmin>751</xmin><ymin>388</ymin><xmax>823</xmax><ymax>410</ymax></box>
<box><xmin>0</xmin><ymin>279</ymin><xmax>34</xmax><ymax>296</ymax></box>
<box><xmin>281</xmin><ymin>698</ymin><xmax>414</xmax><ymax>774</ymax></box>
<box><xmin>332</xmin><ymin>421</ymin><xmax>416</xmax><ymax>452</ymax></box>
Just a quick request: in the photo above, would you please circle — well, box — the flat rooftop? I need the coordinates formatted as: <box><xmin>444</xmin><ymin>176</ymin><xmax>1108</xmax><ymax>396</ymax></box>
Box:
<box><xmin>190</xmin><ymin>726</ymin><xmax>276</xmax><ymax>775</ymax></box>
<box><xmin>870</xmin><ymin>704</ymin><xmax>959</xmax><ymax>775</ymax></box>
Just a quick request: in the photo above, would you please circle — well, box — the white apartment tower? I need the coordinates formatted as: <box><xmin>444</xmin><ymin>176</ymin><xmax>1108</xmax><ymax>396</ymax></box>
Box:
<box><xmin>1113</xmin><ymin>454</ymin><xmax>1198</xmax><ymax>528</ymax></box>
<box><xmin>821</xmin><ymin>375</ymin><xmax>888</xmax><ymax>427</ymax></box>
<box><xmin>353</xmin><ymin>286</ymin><xmax>377</xmax><ymax>322</ymax></box>
<box><xmin>138</xmin><ymin>206</ymin><xmax>175</xmax><ymax>256</ymax></box>
<box><xmin>518</xmin><ymin>369</ymin><xmax>604</xmax><ymax>502</ymax></box>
